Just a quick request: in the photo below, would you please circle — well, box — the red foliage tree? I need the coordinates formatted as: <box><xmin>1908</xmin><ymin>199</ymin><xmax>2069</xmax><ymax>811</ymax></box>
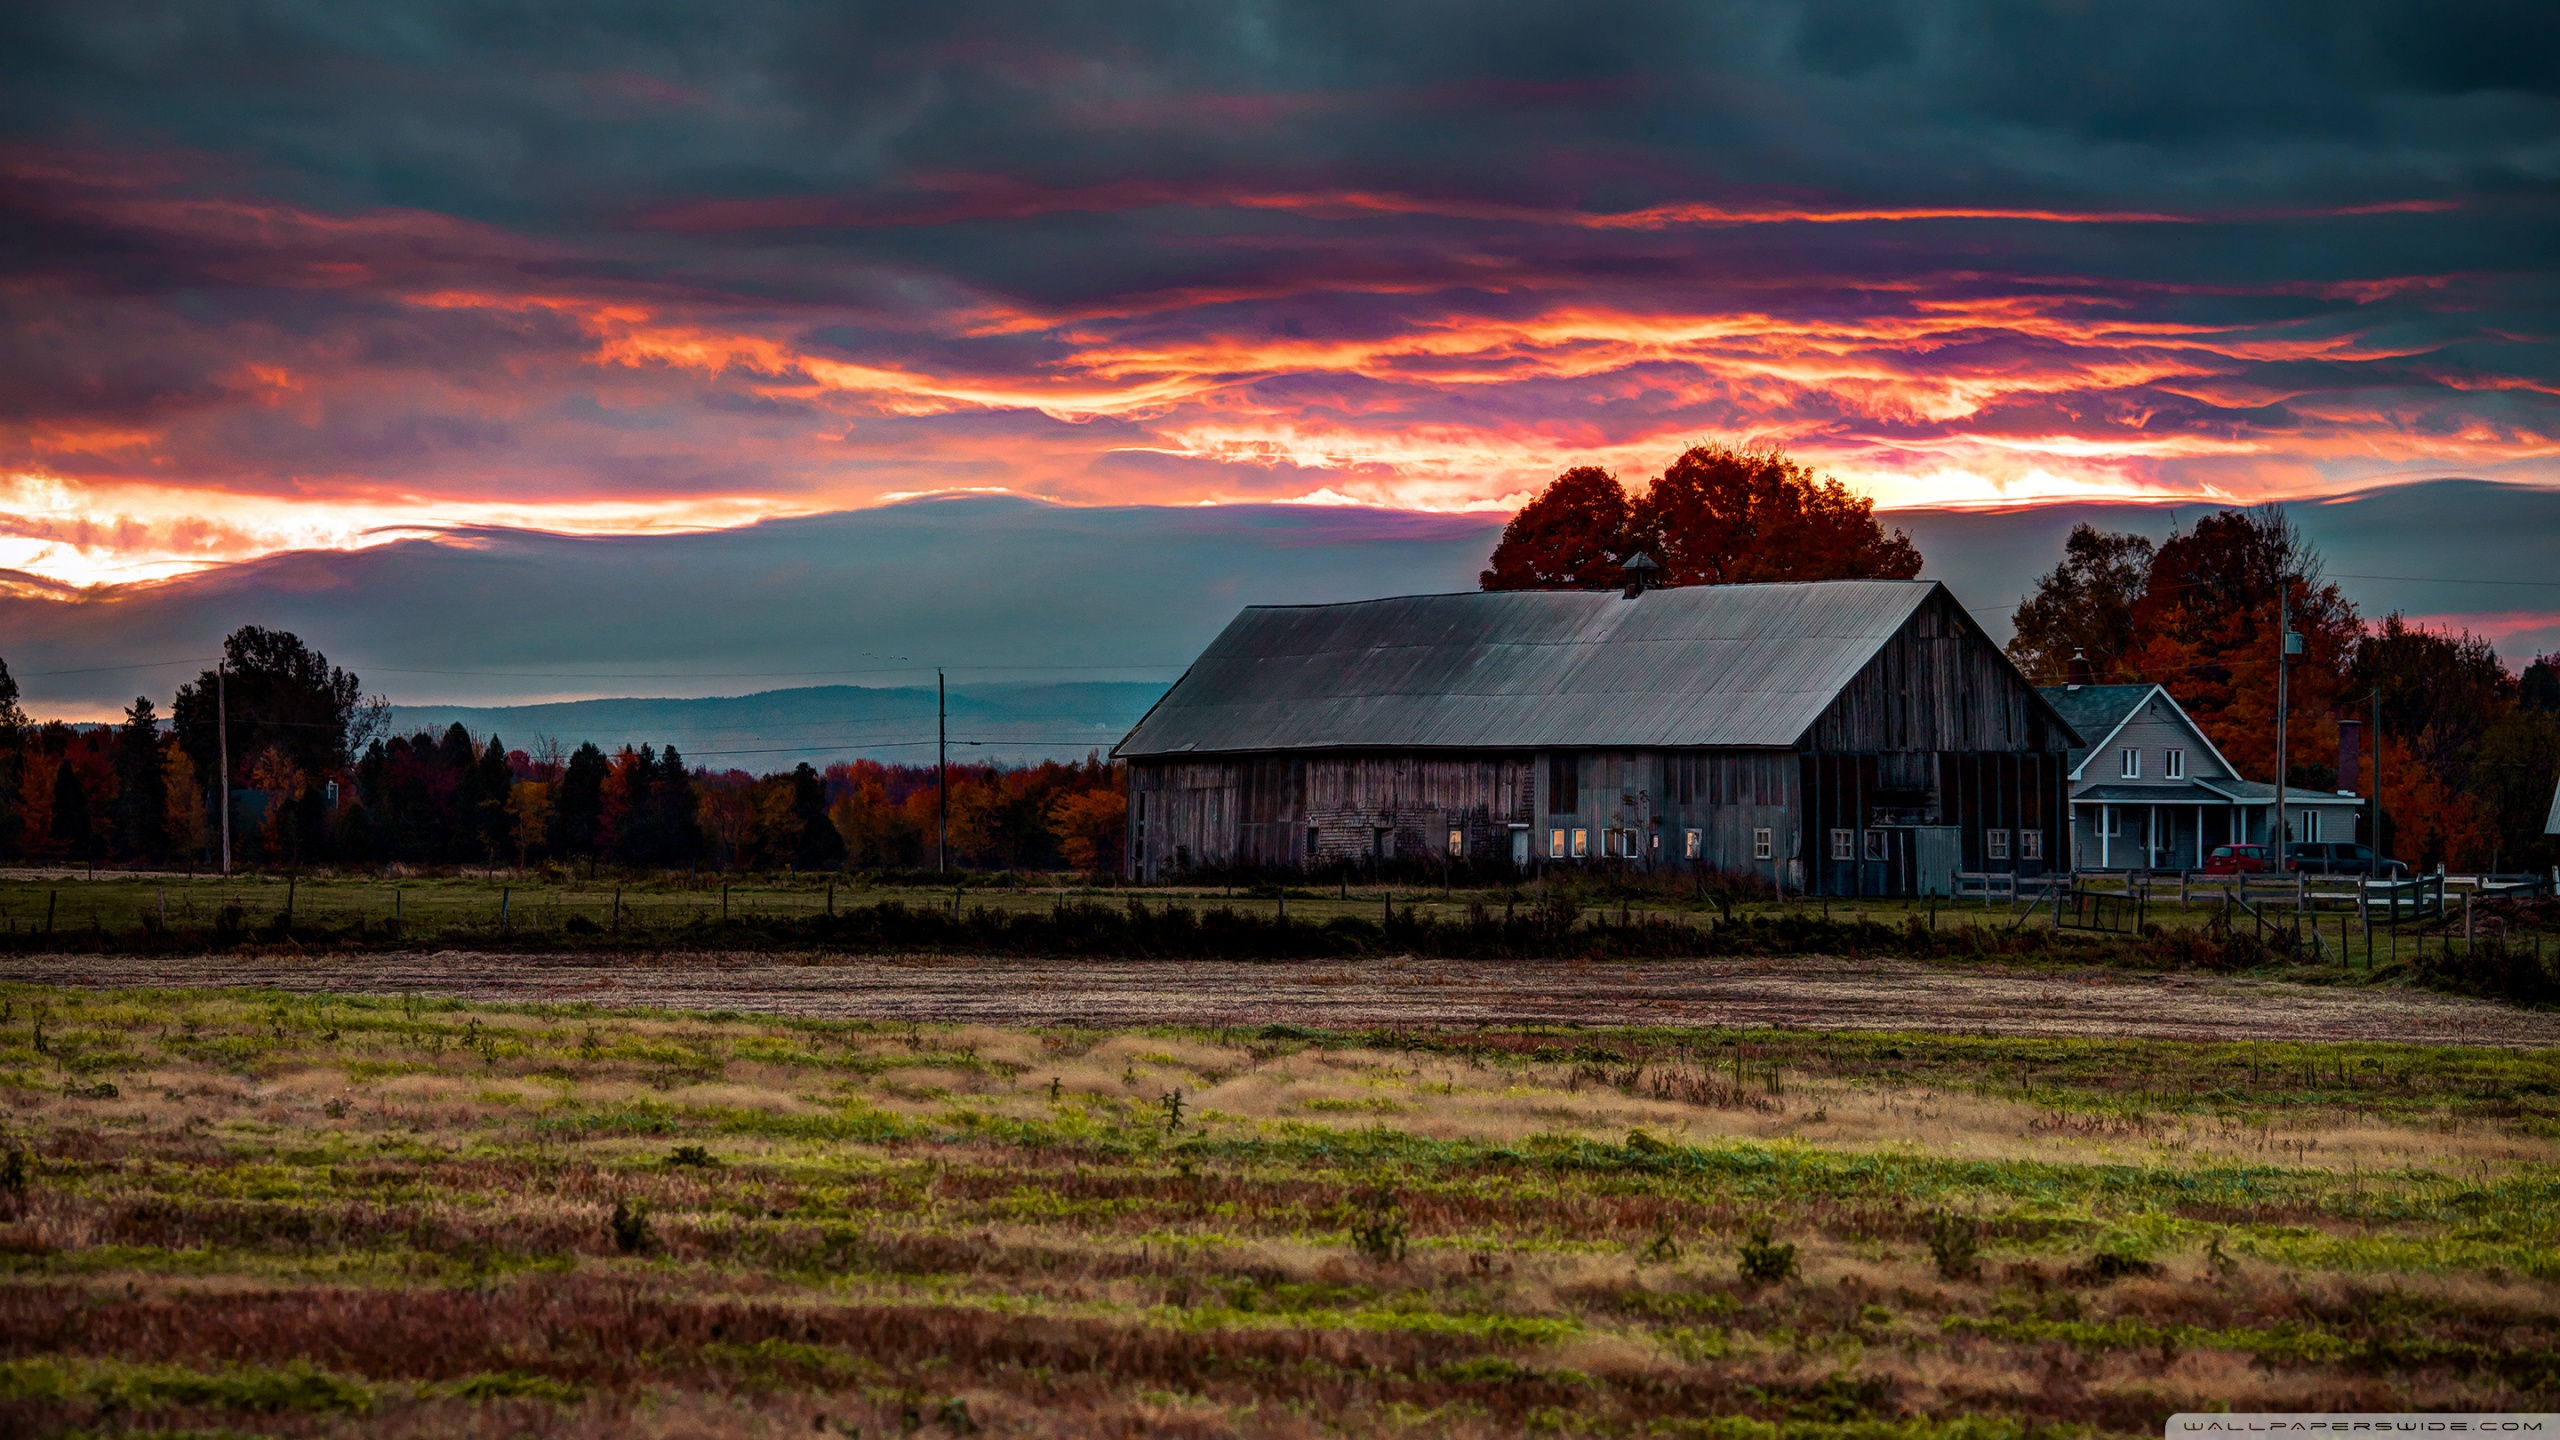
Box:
<box><xmin>1479</xmin><ymin>466</ymin><xmax>1630</xmax><ymax>590</ymax></box>
<box><xmin>1633</xmin><ymin>445</ymin><xmax>1922</xmax><ymax>586</ymax></box>
<box><xmin>2123</xmin><ymin>508</ymin><xmax>2358</xmax><ymax>785</ymax></box>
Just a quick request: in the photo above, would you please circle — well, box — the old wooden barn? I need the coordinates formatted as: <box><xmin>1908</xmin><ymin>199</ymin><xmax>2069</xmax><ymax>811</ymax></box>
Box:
<box><xmin>1112</xmin><ymin>579</ymin><xmax>2082</xmax><ymax>896</ymax></box>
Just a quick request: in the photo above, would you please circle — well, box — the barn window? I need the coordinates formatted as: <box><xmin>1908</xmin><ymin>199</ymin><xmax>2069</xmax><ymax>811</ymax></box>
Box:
<box><xmin>1306</xmin><ymin>825</ymin><xmax>1319</xmax><ymax>857</ymax></box>
<box><xmin>1447</xmin><ymin>828</ymin><xmax>1464</xmax><ymax>858</ymax></box>
<box><xmin>1571</xmin><ymin>828</ymin><xmax>1588</xmax><ymax>859</ymax></box>
<box><xmin>1753</xmin><ymin>828</ymin><xmax>1771</xmax><ymax>860</ymax></box>
<box><xmin>1862</xmin><ymin>830</ymin><xmax>1886</xmax><ymax>862</ymax></box>
<box><xmin>2119</xmin><ymin>748</ymin><xmax>2141</xmax><ymax>779</ymax></box>
<box><xmin>2019</xmin><ymin>829</ymin><xmax>2043</xmax><ymax>860</ymax></box>
<box><xmin>1685</xmin><ymin>829</ymin><xmax>1703</xmax><ymax>860</ymax></box>
<box><xmin>1986</xmin><ymin>828</ymin><xmax>2010</xmax><ymax>860</ymax></box>
<box><xmin>1829</xmin><ymin>828</ymin><xmax>1854</xmax><ymax>861</ymax></box>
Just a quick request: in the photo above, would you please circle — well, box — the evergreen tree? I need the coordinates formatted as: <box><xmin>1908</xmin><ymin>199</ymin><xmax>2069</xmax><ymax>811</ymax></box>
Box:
<box><xmin>50</xmin><ymin>759</ymin><xmax>93</xmax><ymax>862</ymax></box>
<box><xmin>656</xmin><ymin>747</ymin><xmax>703</xmax><ymax>865</ymax></box>
<box><xmin>113</xmin><ymin>698</ymin><xmax>168</xmax><ymax>862</ymax></box>
<box><xmin>0</xmin><ymin>657</ymin><xmax>23</xmax><ymax>861</ymax></box>
<box><xmin>554</xmin><ymin>742</ymin><xmax>609</xmax><ymax>859</ymax></box>
<box><xmin>778</xmin><ymin>763</ymin><xmax>849</xmax><ymax>860</ymax></box>
<box><xmin>474</xmin><ymin>735</ymin><xmax>513</xmax><ymax>859</ymax></box>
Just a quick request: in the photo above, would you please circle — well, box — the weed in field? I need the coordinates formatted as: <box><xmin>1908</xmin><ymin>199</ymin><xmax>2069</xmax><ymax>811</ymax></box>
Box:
<box><xmin>1349</xmin><ymin>1188</ymin><xmax>1408</xmax><ymax>1263</ymax></box>
<box><xmin>1639</xmin><ymin>1221</ymin><xmax>1683</xmax><ymax>1263</ymax></box>
<box><xmin>609</xmin><ymin>1197</ymin><xmax>653</xmax><ymax>1254</ymax></box>
<box><xmin>1925</xmin><ymin>1212</ymin><xmax>1982</xmax><ymax>1280</ymax></box>
<box><xmin>1737</xmin><ymin>1227</ymin><xmax>1799</xmax><ymax>1285</ymax></box>
<box><xmin>666</xmin><ymin>1144</ymin><xmax>719</xmax><ymax>1168</ymax></box>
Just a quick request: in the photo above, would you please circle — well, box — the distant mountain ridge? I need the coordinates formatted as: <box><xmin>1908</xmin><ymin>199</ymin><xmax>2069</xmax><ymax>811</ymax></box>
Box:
<box><xmin>388</xmin><ymin>681</ymin><xmax>1168</xmax><ymax>769</ymax></box>
<box><xmin>6</xmin><ymin>482</ymin><xmax>2553</xmax><ymax>724</ymax></box>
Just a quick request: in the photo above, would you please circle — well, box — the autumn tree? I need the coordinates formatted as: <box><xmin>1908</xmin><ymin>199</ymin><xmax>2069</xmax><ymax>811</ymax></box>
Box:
<box><xmin>1481</xmin><ymin>449</ymin><xmax>1920</xmax><ymax>592</ymax></box>
<box><xmin>2123</xmin><ymin>508</ymin><xmax>2358</xmax><ymax>785</ymax></box>
<box><xmin>1049</xmin><ymin>788</ymin><xmax>1126</xmax><ymax>873</ymax></box>
<box><xmin>1480</xmin><ymin>467</ymin><xmax>1632</xmax><ymax>590</ymax></box>
<box><xmin>2353</xmin><ymin>616</ymin><xmax>2517</xmax><ymax>794</ymax></box>
<box><xmin>1632</xmin><ymin>445</ymin><xmax>1921</xmax><ymax>586</ymax></box>
<box><xmin>2006</xmin><ymin>525</ymin><xmax>2156</xmax><ymax>684</ymax></box>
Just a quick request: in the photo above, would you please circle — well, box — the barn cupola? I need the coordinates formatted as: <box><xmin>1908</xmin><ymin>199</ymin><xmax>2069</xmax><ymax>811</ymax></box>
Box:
<box><xmin>1619</xmin><ymin>552</ymin><xmax>1661</xmax><ymax>599</ymax></box>
<box><xmin>2065</xmin><ymin>649</ymin><xmax>2095</xmax><ymax>688</ymax></box>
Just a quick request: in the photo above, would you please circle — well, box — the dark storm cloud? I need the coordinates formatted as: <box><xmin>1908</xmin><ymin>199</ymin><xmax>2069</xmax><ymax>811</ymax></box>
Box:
<box><xmin>0</xmin><ymin>0</ymin><xmax>2550</xmax><ymax>594</ymax></box>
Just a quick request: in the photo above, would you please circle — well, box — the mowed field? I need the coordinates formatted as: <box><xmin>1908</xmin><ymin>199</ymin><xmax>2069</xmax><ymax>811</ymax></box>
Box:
<box><xmin>1</xmin><ymin>983</ymin><xmax>2557</xmax><ymax>1436</ymax></box>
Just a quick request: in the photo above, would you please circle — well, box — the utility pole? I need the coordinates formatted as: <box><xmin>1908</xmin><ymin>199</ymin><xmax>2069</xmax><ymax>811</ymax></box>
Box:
<box><xmin>2274</xmin><ymin>587</ymin><xmax>2294</xmax><ymax>871</ymax></box>
<box><xmin>2369</xmin><ymin>685</ymin><xmax>2382</xmax><ymax>876</ymax></box>
<box><xmin>217</xmin><ymin>662</ymin><xmax>231</xmax><ymax>875</ymax></box>
<box><xmin>936</xmin><ymin>668</ymin><xmax>947</xmax><ymax>874</ymax></box>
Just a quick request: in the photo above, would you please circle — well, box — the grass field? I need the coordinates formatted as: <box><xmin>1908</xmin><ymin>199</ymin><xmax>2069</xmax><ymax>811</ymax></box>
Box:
<box><xmin>4</xmin><ymin>870</ymin><xmax>2545</xmax><ymax>979</ymax></box>
<box><xmin>2</xmin><ymin>983</ymin><xmax>2557</xmax><ymax>1436</ymax></box>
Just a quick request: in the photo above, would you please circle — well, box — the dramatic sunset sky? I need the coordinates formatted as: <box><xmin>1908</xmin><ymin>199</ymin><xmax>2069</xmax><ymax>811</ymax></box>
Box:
<box><xmin>3</xmin><ymin>1</ymin><xmax>2556</xmax><ymax>724</ymax></box>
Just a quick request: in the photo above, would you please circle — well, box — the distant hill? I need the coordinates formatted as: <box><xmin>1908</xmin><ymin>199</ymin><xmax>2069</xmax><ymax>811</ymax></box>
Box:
<box><xmin>388</xmin><ymin>680</ymin><xmax>1168</xmax><ymax>769</ymax></box>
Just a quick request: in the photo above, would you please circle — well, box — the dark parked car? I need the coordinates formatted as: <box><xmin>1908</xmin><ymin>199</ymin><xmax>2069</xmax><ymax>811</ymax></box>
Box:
<box><xmin>2282</xmin><ymin>841</ymin><xmax>2407</xmax><ymax>877</ymax></box>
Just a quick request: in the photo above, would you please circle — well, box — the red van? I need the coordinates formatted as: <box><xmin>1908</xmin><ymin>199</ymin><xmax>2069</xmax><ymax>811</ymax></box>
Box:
<box><xmin>2203</xmin><ymin>843</ymin><xmax>2274</xmax><ymax>875</ymax></box>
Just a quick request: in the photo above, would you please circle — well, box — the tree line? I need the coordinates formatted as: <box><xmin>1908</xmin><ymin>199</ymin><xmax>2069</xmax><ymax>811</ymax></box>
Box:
<box><xmin>2006</xmin><ymin>510</ymin><xmax>2559</xmax><ymax>873</ymax></box>
<box><xmin>0</xmin><ymin>628</ymin><xmax>1128</xmax><ymax>874</ymax></box>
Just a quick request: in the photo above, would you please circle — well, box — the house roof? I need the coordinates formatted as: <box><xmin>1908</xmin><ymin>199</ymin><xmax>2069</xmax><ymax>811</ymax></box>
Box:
<box><xmin>2037</xmin><ymin>680</ymin><xmax>2246</xmax><ymax>784</ymax></box>
<box><xmin>2039</xmin><ymin>684</ymin><xmax>2154</xmax><ymax>753</ymax></box>
<box><xmin>2545</xmin><ymin>777</ymin><xmax>2559</xmax><ymax>835</ymax></box>
<box><xmin>1116</xmin><ymin>580</ymin><xmax>2021</xmax><ymax>757</ymax></box>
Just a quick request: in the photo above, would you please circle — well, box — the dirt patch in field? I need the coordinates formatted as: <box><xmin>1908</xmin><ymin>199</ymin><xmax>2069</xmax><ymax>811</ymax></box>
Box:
<box><xmin>7</xmin><ymin>951</ymin><xmax>2556</xmax><ymax>1044</ymax></box>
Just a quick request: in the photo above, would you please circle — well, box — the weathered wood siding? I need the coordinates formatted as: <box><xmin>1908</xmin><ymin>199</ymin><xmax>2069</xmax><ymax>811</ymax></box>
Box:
<box><xmin>1128</xmin><ymin>753</ymin><xmax>1534</xmax><ymax>879</ymax></box>
<box><xmin>1800</xmin><ymin>588</ymin><xmax>2068</xmax><ymax>756</ymax></box>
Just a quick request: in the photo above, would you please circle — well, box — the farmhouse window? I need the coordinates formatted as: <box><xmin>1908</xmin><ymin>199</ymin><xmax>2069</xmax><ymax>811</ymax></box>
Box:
<box><xmin>2018</xmin><ymin>829</ymin><xmax>2043</xmax><ymax>860</ymax></box>
<box><xmin>2164</xmin><ymin>748</ymin><xmax>2185</xmax><ymax>779</ymax></box>
<box><xmin>1753</xmin><ymin>828</ymin><xmax>1772</xmax><ymax>860</ymax></box>
<box><xmin>1986</xmin><ymin>828</ymin><xmax>2010</xmax><ymax>860</ymax></box>
<box><xmin>2120</xmin><ymin>748</ymin><xmax>2141</xmax><ymax>779</ymax></box>
<box><xmin>1829</xmin><ymin>828</ymin><xmax>1854</xmax><ymax>861</ymax></box>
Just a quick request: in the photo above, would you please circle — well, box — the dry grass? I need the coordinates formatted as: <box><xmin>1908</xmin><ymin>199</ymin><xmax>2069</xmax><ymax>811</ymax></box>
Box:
<box><xmin>0</xmin><ymin>982</ymin><xmax>2554</xmax><ymax>1437</ymax></box>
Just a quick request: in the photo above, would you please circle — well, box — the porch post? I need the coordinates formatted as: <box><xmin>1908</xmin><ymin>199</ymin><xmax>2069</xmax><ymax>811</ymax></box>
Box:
<box><xmin>2100</xmin><ymin>804</ymin><xmax>2111</xmax><ymax>869</ymax></box>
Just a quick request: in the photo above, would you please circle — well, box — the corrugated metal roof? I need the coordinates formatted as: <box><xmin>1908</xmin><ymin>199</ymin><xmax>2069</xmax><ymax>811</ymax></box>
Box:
<box><xmin>1115</xmin><ymin>580</ymin><xmax>1951</xmax><ymax>757</ymax></box>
